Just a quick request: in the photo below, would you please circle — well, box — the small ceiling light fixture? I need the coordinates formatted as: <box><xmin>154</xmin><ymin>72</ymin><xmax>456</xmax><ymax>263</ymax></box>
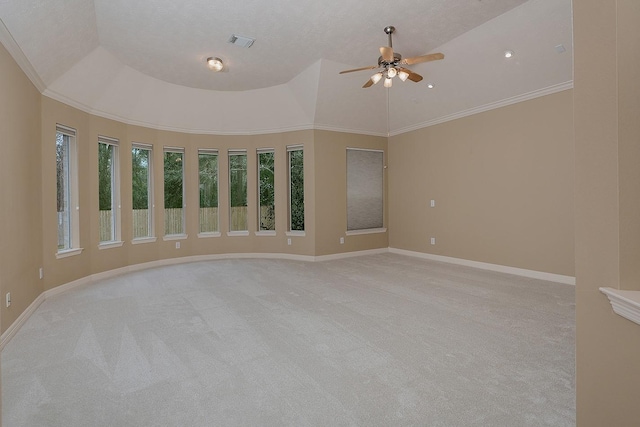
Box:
<box><xmin>371</xmin><ymin>72</ymin><xmax>383</xmax><ymax>85</ymax></box>
<box><xmin>427</xmin><ymin>83</ymin><xmax>435</xmax><ymax>89</ymax></box>
<box><xmin>398</xmin><ymin>70</ymin><xmax>410</xmax><ymax>82</ymax></box>
<box><xmin>206</xmin><ymin>57</ymin><xmax>224</xmax><ymax>72</ymax></box>
<box><xmin>383</xmin><ymin>77</ymin><xmax>393</xmax><ymax>88</ymax></box>
<box><xmin>504</xmin><ymin>50</ymin><xmax>514</xmax><ymax>58</ymax></box>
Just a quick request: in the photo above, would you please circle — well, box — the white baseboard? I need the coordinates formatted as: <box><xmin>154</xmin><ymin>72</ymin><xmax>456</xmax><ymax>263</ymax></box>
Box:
<box><xmin>1</xmin><ymin>247</ymin><xmax>574</xmax><ymax>350</ymax></box>
<box><xmin>0</xmin><ymin>293</ymin><xmax>45</xmax><ymax>351</ymax></box>
<box><xmin>388</xmin><ymin>248</ymin><xmax>576</xmax><ymax>285</ymax></box>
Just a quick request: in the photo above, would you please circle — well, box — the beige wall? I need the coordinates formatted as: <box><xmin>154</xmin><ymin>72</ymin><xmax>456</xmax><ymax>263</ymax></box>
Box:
<box><xmin>574</xmin><ymin>1</ymin><xmax>640</xmax><ymax>425</ymax></box>
<box><xmin>314</xmin><ymin>130</ymin><xmax>388</xmax><ymax>256</ymax></box>
<box><xmin>0</xmin><ymin>43</ymin><xmax>43</xmax><ymax>334</ymax></box>
<box><xmin>388</xmin><ymin>90</ymin><xmax>575</xmax><ymax>276</ymax></box>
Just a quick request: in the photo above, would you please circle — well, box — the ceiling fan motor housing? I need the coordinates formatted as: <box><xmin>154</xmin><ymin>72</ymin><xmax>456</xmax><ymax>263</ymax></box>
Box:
<box><xmin>378</xmin><ymin>53</ymin><xmax>402</xmax><ymax>67</ymax></box>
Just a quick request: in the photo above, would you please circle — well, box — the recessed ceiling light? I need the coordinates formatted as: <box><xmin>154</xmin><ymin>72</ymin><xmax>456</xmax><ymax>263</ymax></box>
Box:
<box><xmin>504</xmin><ymin>50</ymin><xmax>514</xmax><ymax>58</ymax></box>
<box><xmin>206</xmin><ymin>57</ymin><xmax>224</xmax><ymax>72</ymax></box>
<box><xmin>427</xmin><ymin>83</ymin><xmax>435</xmax><ymax>89</ymax></box>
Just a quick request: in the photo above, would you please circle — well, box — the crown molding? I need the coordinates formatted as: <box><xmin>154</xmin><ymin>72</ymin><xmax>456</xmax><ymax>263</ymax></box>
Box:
<box><xmin>389</xmin><ymin>81</ymin><xmax>574</xmax><ymax>137</ymax></box>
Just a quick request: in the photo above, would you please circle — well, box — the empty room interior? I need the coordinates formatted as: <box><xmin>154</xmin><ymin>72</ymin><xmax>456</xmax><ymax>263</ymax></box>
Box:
<box><xmin>1</xmin><ymin>0</ymin><xmax>639</xmax><ymax>425</ymax></box>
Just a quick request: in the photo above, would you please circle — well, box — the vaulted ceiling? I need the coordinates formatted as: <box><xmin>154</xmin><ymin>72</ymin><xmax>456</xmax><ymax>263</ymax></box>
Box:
<box><xmin>0</xmin><ymin>0</ymin><xmax>572</xmax><ymax>136</ymax></box>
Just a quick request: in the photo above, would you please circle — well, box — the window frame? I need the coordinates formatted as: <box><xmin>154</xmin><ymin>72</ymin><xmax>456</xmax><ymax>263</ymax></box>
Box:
<box><xmin>131</xmin><ymin>143</ymin><xmax>155</xmax><ymax>243</ymax></box>
<box><xmin>198</xmin><ymin>149</ymin><xmax>220</xmax><ymax>237</ymax></box>
<box><xmin>257</xmin><ymin>148</ymin><xmax>276</xmax><ymax>235</ymax></box>
<box><xmin>163</xmin><ymin>146</ymin><xmax>186</xmax><ymax>238</ymax></box>
<box><xmin>98</xmin><ymin>136</ymin><xmax>122</xmax><ymax>248</ymax></box>
<box><xmin>345</xmin><ymin>147</ymin><xmax>387</xmax><ymax>235</ymax></box>
<box><xmin>55</xmin><ymin>124</ymin><xmax>82</xmax><ymax>258</ymax></box>
<box><xmin>228</xmin><ymin>149</ymin><xmax>249</xmax><ymax>235</ymax></box>
<box><xmin>287</xmin><ymin>145</ymin><xmax>305</xmax><ymax>235</ymax></box>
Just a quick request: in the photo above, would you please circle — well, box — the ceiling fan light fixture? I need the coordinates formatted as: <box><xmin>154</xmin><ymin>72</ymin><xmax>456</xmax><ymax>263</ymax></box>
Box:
<box><xmin>387</xmin><ymin>67</ymin><xmax>397</xmax><ymax>78</ymax></box>
<box><xmin>371</xmin><ymin>72</ymin><xmax>383</xmax><ymax>85</ymax></box>
<box><xmin>398</xmin><ymin>70</ymin><xmax>409</xmax><ymax>81</ymax></box>
<box><xmin>383</xmin><ymin>77</ymin><xmax>393</xmax><ymax>88</ymax></box>
<box><xmin>206</xmin><ymin>57</ymin><xmax>224</xmax><ymax>72</ymax></box>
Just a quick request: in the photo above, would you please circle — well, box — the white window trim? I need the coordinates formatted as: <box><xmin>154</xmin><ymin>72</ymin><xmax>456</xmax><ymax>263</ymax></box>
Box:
<box><xmin>56</xmin><ymin>124</ymin><xmax>80</xmax><ymax>253</ymax></box>
<box><xmin>285</xmin><ymin>231</ymin><xmax>306</xmax><ymax>237</ymax></box>
<box><xmin>287</xmin><ymin>145</ymin><xmax>304</xmax><ymax>233</ymax></box>
<box><xmin>98</xmin><ymin>136</ymin><xmax>121</xmax><ymax>244</ymax></box>
<box><xmin>131</xmin><ymin>237</ymin><xmax>157</xmax><ymax>245</ymax></box>
<box><xmin>163</xmin><ymin>147</ymin><xmax>186</xmax><ymax>236</ymax></box>
<box><xmin>132</xmin><ymin>143</ymin><xmax>154</xmax><ymax>240</ymax></box>
<box><xmin>345</xmin><ymin>227</ymin><xmax>387</xmax><ymax>236</ymax></box>
<box><xmin>257</xmin><ymin>148</ymin><xmax>276</xmax><ymax>233</ymax></box>
<box><xmin>55</xmin><ymin>247</ymin><xmax>84</xmax><ymax>259</ymax></box>
<box><xmin>228</xmin><ymin>150</ymin><xmax>248</xmax><ymax>233</ymax></box>
<box><xmin>162</xmin><ymin>234</ymin><xmax>188</xmax><ymax>241</ymax></box>
<box><xmin>198</xmin><ymin>232</ymin><xmax>221</xmax><ymax>238</ymax></box>
<box><xmin>98</xmin><ymin>241</ymin><xmax>124</xmax><ymax>250</ymax></box>
<box><xmin>198</xmin><ymin>149</ymin><xmax>220</xmax><ymax>235</ymax></box>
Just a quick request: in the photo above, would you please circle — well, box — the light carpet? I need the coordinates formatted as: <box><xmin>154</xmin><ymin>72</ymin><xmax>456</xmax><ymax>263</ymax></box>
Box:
<box><xmin>2</xmin><ymin>253</ymin><xmax>575</xmax><ymax>426</ymax></box>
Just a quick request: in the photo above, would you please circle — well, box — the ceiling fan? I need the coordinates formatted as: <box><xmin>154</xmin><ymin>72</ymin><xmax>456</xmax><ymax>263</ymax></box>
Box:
<box><xmin>339</xmin><ymin>26</ymin><xmax>444</xmax><ymax>88</ymax></box>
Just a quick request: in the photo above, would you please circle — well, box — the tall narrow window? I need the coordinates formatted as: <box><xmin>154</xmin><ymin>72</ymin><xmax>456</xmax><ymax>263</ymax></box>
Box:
<box><xmin>98</xmin><ymin>136</ymin><xmax>120</xmax><ymax>243</ymax></box>
<box><xmin>199</xmin><ymin>149</ymin><xmax>219</xmax><ymax>234</ymax></box>
<box><xmin>132</xmin><ymin>144</ymin><xmax>153</xmax><ymax>239</ymax></box>
<box><xmin>56</xmin><ymin>125</ymin><xmax>78</xmax><ymax>252</ymax></box>
<box><xmin>229</xmin><ymin>150</ymin><xmax>248</xmax><ymax>232</ymax></box>
<box><xmin>258</xmin><ymin>149</ymin><xmax>275</xmax><ymax>232</ymax></box>
<box><xmin>288</xmin><ymin>146</ymin><xmax>304</xmax><ymax>232</ymax></box>
<box><xmin>164</xmin><ymin>147</ymin><xmax>185</xmax><ymax>236</ymax></box>
<box><xmin>347</xmin><ymin>148</ymin><xmax>384</xmax><ymax>231</ymax></box>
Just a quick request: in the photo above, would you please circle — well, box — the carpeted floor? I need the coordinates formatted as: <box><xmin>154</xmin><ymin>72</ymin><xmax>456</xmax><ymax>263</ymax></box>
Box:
<box><xmin>2</xmin><ymin>254</ymin><xmax>575</xmax><ymax>426</ymax></box>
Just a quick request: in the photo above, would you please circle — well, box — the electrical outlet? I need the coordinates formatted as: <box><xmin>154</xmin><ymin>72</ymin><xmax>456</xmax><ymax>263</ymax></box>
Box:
<box><xmin>287</xmin><ymin>238</ymin><xmax>292</xmax><ymax>246</ymax></box>
<box><xmin>340</xmin><ymin>237</ymin><xmax>344</xmax><ymax>244</ymax></box>
<box><xmin>175</xmin><ymin>242</ymin><xmax>180</xmax><ymax>249</ymax></box>
<box><xmin>430</xmin><ymin>237</ymin><xmax>436</xmax><ymax>245</ymax></box>
<box><xmin>430</xmin><ymin>199</ymin><xmax>436</xmax><ymax>208</ymax></box>
<box><xmin>6</xmin><ymin>292</ymin><xmax>11</xmax><ymax>308</ymax></box>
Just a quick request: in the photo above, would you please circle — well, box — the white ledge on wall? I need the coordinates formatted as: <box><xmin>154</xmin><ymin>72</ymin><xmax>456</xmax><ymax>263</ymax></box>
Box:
<box><xmin>285</xmin><ymin>231</ymin><xmax>306</xmax><ymax>237</ymax></box>
<box><xmin>98</xmin><ymin>241</ymin><xmax>124</xmax><ymax>250</ymax></box>
<box><xmin>198</xmin><ymin>232</ymin><xmax>221</xmax><ymax>239</ymax></box>
<box><xmin>132</xmin><ymin>237</ymin><xmax>157</xmax><ymax>245</ymax></box>
<box><xmin>55</xmin><ymin>248</ymin><xmax>84</xmax><ymax>259</ymax></box>
<box><xmin>600</xmin><ymin>287</ymin><xmax>640</xmax><ymax>326</ymax></box>
<box><xmin>346</xmin><ymin>227</ymin><xmax>387</xmax><ymax>236</ymax></box>
<box><xmin>227</xmin><ymin>231</ymin><xmax>249</xmax><ymax>237</ymax></box>
<box><xmin>163</xmin><ymin>234</ymin><xmax>188</xmax><ymax>241</ymax></box>
<box><xmin>255</xmin><ymin>231</ymin><xmax>277</xmax><ymax>237</ymax></box>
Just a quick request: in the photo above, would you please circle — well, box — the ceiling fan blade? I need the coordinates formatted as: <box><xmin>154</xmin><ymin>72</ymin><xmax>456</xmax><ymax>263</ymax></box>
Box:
<box><xmin>339</xmin><ymin>65</ymin><xmax>378</xmax><ymax>74</ymax></box>
<box><xmin>363</xmin><ymin>79</ymin><xmax>374</xmax><ymax>88</ymax></box>
<box><xmin>380</xmin><ymin>46</ymin><xmax>394</xmax><ymax>63</ymax></box>
<box><xmin>400</xmin><ymin>52</ymin><xmax>444</xmax><ymax>66</ymax></box>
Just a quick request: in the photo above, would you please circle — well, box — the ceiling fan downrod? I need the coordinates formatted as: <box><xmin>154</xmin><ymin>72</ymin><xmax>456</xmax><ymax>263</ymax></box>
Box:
<box><xmin>384</xmin><ymin>25</ymin><xmax>395</xmax><ymax>48</ymax></box>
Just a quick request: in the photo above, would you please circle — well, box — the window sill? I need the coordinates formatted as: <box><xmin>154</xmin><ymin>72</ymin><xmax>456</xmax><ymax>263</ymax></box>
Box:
<box><xmin>346</xmin><ymin>227</ymin><xmax>387</xmax><ymax>236</ymax></box>
<box><xmin>255</xmin><ymin>231</ymin><xmax>277</xmax><ymax>237</ymax></box>
<box><xmin>163</xmin><ymin>234</ymin><xmax>188</xmax><ymax>241</ymax></box>
<box><xmin>286</xmin><ymin>231</ymin><xmax>306</xmax><ymax>237</ymax></box>
<box><xmin>227</xmin><ymin>231</ymin><xmax>249</xmax><ymax>237</ymax></box>
<box><xmin>98</xmin><ymin>241</ymin><xmax>124</xmax><ymax>250</ymax></box>
<box><xmin>198</xmin><ymin>232</ymin><xmax>221</xmax><ymax>238</ymax></box>
<box><xmin>600</xmin><ymin>287</ymin><xmax>640</xmax><ymax>326</ymax></box>
<box><xmin>132</xmin><ymin>237</ymin><xmax>157</xmax><ymax>245</ymax></box>
<box><xmin>56</xmin><ymin>248</ymin><xmax>84</xmax><ymax>259</ymax></box>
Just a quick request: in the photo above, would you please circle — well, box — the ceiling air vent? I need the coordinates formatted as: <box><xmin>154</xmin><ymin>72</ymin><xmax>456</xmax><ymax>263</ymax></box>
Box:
<box><xmin>228</xmin><ymin>34</ymin><xmax>255</xmax><ymax>48</ymax></box>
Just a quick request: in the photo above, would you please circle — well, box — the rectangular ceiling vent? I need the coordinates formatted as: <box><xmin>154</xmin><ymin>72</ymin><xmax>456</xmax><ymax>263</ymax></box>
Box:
<box><xmin>228</xmin><ymin>34</ymin><xmax>255</xmax><ymax>48</ymax></box>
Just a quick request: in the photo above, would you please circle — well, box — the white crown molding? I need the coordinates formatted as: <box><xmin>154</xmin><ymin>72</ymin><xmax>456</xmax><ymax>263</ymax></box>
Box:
<box><xmin>0</xmin><ymin>17</ymin><xmax>46</xmax><ymax>92</ymax></box>
<box><xmin>389</xmin><ymin>247</ymin><xmax>576</xmax><ymax>285</ymax></box>
<box><xmin>600</xmin><ymin>287</ymin><xmax>640</xmax><ymax>326</ymax></box>
<box><xmin>389</xmin><ymin>81</ymin><xmax>574</xmax><ymax>137</ymax></box>
<box><xmin>313</xmin><ymin>124</ymin><xmax>387</xmax><ymax>138</ymax></box>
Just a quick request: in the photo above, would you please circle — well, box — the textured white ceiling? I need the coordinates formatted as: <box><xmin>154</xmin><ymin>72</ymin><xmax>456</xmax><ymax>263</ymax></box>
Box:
<box><xmin>0</xmin><ymin>0</ymin><xmax>573</xmax><ymax>135</ymax></box>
